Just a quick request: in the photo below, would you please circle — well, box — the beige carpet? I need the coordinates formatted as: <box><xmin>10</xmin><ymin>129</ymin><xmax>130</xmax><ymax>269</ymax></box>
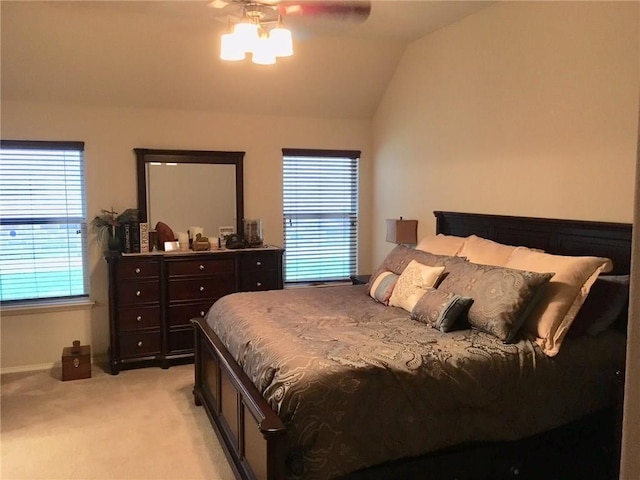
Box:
<box><xmin>1</xmin><ymin>363</ymin><xmax>236</xmax><ymax>480</ymax></box>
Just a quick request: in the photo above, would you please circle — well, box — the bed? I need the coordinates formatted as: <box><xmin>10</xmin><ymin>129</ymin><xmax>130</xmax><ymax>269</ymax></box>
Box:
<box><xmin>191</xmin><ymin>211</ymin><xmax>632</xmax><ymax>480</ymax></box>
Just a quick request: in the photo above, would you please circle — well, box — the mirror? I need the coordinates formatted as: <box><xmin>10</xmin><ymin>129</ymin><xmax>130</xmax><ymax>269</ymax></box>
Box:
<box><xmin>135</xmin><ymin>148</ymin><xmax>244</xmax><ymax>242</ymax></box>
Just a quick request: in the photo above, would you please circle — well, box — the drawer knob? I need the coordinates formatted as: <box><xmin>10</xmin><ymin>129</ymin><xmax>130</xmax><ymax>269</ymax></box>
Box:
<box><xmin>137</xmin><ymin>341</ymin><xmax>143</xmax><ymax>348</ymax></box>
<box><xmin>136</xmin><ymin>290</ymin><xmax>141</xmax><ymax>297</ymax></box>
<box><xmin>136</xmin><ymin>315</ymin><xmax>142</xmax><ymax>322</ymax></box>
<box><xmin>199</xmin><ymin>286</ymin><xmax>205</xmax><ymax>292</ymax></box>
<box><xmin>256</xmin><ymin>261</ymin><xmax>262</xmax><ymax>266</ymax></box>
<box><xmin>199</xmin><ymin>264</ymin><xmax>205</xmax><ymax>270</ymax></box>
<box><xmin>135</xmin><ymin>267</ymin><xmax>141</xmax><ymax>274</ymax></box>
<box><xmin>200</xmin><ymin>311</ymin><xmax>205</xmax><ymax>317</ymax></box>
<box><xmin>256</xmin><ymin>282</ymin><xmax>262</xmax><ymax>287</ymax></box>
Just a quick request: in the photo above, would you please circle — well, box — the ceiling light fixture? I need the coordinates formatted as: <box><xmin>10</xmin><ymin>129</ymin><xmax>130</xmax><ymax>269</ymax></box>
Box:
<box><xmin>220</xmin><ymin>3</ymin><xmax>293</xmax><ymax>65</ymax></box>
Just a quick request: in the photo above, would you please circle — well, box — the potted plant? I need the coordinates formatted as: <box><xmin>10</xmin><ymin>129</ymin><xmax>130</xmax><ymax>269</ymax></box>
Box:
<box><xmin>91</xmin><ymin>208</ymin><xmax>141</xmax><ymax>252</ymax></box>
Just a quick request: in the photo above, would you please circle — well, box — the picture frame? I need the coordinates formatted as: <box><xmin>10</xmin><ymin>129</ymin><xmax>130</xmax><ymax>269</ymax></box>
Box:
<box><xmin>164</xmin><ymin>241</ymin><xmax>179</xmax><ymax>252</ymax></box>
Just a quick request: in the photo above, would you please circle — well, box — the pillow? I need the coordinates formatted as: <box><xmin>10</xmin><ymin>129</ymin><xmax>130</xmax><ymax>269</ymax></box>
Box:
<box><xmin>368</xmin><ymin>245</ymin><xmax>463</xmax><ymax>295</ymax></box>
<box><xmin>504</xmin><ymin>247</ymin><xmax>613</xmax><ymax>356</ymax></box>
<box><xmin>416</xmin><ymin>234</ymin><xmax>466</xmax><ymax>256</ymax></box>
<box><xmin>456</xmin><ymin>235</ymin><xmax>519</xmax><ymax>267</ymax></box>
<box><xmin>368</xmin><ymin>271</ymin><xmax>399</xmax><ymax>305</ymax></box>
<box><xmin>569</xmin><ymin>275</ymin><xmax>630</xmax><ymax>337</ymax></box>
<box><xmin>411</xmin><ymin>288</ymin><xmax>473</xmax><ymax>332</ymax></box>
<box><xmin>437</xmin><ymin>261</ymin><xmax>553</xmax><ymax>343</ymax></box>
<box><xmin>389</xmin><ymin>261</ymin><xmax>445</xmax><ymax>312</ymax></box>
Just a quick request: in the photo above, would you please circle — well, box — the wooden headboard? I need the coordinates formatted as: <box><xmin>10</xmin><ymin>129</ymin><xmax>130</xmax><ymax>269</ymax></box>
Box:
<box><xmin>434</xmin><ymin>211</ymin><xmax>633</xmax><ymax>275</ymax></box>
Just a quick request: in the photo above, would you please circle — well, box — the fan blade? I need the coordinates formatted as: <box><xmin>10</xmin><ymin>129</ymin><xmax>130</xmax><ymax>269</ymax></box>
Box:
<box><xmin>277</xmin><ymin>1</ymin><xmax>371</xmax><ymax>23</ymax></box>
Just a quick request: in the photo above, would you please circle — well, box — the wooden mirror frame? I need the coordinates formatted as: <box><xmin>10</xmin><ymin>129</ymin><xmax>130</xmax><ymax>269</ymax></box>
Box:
<box><xmin>135</xmin><ymin>148</ymin><xmax>245</xmax><ymax>236</ymax></box>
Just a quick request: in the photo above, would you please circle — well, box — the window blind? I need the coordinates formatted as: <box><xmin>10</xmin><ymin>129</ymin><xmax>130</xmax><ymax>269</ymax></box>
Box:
<box><xmin>0</xmin><ymin>140</ymin><xmax>88</xmax><ymax>303</ymax></box>
<box><xmin>283</xmin><ymin>149</ymin><xmax>359</xmax><ymax>283</ymax></box>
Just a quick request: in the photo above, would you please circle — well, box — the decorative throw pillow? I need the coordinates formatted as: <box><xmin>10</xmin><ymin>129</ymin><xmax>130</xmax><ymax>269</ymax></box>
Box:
<box><xmin>411</xmin><ymin>288</ymin><xmax>473</xmax><ymax>332</ymax></box>
<box><xmin>568</xmin><ymin>275</ymin><xmax>630</xmax><ymax>338</ymax></box>
<box><xmin>437</xmin><ymin>261</ymin><xmax>553</xmax><ymax>343</ymax></box>
<box><xmin>368</xmin><ymin>271</ymin><xmax>399</xmax><ymax>305</ymax></box>
<box><xmin>505</xmin><ymin>247</ymin><xmax>613</xmax><ymax>356</ymax></box>
<box><xmin>416</xmin><ymin>234</ymin><xmax>466</xmax><ymax>256</ymax></box>
<box><xmin>368</xmin><ymin>245</ymin><xmax>463</xmax><ymax>295</ymax></box>
<box><xmin>389</xmin><ymin>261</ymin><xmax>445</xmax><ymax>313</ymax></box>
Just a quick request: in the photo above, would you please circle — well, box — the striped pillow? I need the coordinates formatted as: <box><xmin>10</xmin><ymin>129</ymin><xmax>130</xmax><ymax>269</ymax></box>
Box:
<box><xmin>368</xmin><ymin>271</ymin><xmax>399</xmax><ymax>305</ymax></box>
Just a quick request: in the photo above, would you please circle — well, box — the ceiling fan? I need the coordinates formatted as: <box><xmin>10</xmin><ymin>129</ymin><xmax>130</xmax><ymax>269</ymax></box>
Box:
<box><xmin>209</xmin><ymin>0</ymin><xmax>372</xmax><ymax>64</ymax></box>
<box><xmin>210</xmin><ymin>0</ymin><xmax>371</xmax><ymax>24</ymax></box>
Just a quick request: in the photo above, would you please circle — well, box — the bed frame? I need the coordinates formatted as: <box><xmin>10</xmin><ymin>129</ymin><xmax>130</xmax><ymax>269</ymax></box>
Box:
<box><xmin>192</xmin><ymin>211</ymin><xmax>632</xmax><ymax>480</ymax></box>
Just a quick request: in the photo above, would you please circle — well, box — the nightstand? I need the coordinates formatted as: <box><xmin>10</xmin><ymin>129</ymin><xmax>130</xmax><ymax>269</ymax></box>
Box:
<box><xmin>350</xmin><ymin>274</ymin><xmax>371</xmax><ymax>285</ymax></box>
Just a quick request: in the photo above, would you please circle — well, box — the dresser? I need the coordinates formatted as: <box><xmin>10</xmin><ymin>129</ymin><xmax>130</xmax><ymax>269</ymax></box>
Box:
<box><xmin>106</xmin><ymin>246</ymin><xmax>284</xmax><ymax>374</ymax></box>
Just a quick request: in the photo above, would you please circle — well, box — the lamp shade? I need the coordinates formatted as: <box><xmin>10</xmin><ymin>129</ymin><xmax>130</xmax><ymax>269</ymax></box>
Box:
<box><xmin>233</xmin><ymin>22</ymin><xmax>259</xmax><ymax>53</ymax></box>
<box><xmin>220</xmin><ymin>32</ymin><xmax>245</xmax><ymax>61</ymax></box>
<box><xmin>252</xmin><ymin>36</ymin><xmax>276</xmax><ymax>65</ymax></box>
<box><xmin>270</xmin><ymin>27</ymin><xmax>293</xmax><ymax>57</ymax></box>
<box><xmin>386</xmin><ymin>218</ymin><xmax>418</xmax><ymax>244</ymax></box>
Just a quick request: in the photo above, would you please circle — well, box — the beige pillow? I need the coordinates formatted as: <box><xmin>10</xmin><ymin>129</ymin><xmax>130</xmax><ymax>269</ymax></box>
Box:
<box><xmin>416</xmin><ymin>234</ymin><xmax>466</xmax><ymax>256</ymax></box>
<box><xmin>505</xmin><ymin>247</ymin><xmax>613</xmax><ymax>356</ymax></box>
<box><xmin>456</xmin><ymin>235</ymin><xmax>519</xmax><ymax>267</ymax></box>
<box><xmin>389</xmin><ymin>260</ymin><xmax>445</xmax><ymax>312</ymax></box>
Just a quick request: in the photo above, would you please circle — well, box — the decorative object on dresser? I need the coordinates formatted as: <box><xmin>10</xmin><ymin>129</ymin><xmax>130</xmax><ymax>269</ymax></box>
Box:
<box><xmin>91</xmin><ymin>207</ymin><xmax>145</xmax><ymax>253</ymax></box>
<box><xmin>192</xmin><ymin>234</ymin><xmax>211</xmax><ymax>251</ymax></box>
<box><xmin>243</xmin><ymin>219</ymin><xmax>264</xmax><ymax>247</ymax></box>
<box><xmin>106</xmin><ymin>247</ymin><xmax>284</xmax><ymax>374</ymax></box>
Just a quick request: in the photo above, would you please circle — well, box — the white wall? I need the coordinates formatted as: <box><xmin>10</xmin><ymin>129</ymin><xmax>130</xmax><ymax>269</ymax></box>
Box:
<box><xmin>372</xmin><ymin>1</ymin><xmax>639</xmax><ymax>262</ymax></box>
<box><xmin>0</xmin><ymin>101</ymin><xmax>373</xmax><ymax>370</ymax></box>
<box><xmin>371</xmin><ymin>2</ymin><xmax>639</xmax><ymax>478</ymax></box>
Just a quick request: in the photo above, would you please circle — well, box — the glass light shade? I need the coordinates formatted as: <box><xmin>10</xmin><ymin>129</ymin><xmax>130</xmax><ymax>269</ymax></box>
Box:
<box><xmin>233</xmin><ymin>22</ymin><xmax>259</xmax><ymax>53</ymax></box>
<box><xmin>269</xmin><ymin>27</ymin><xmax>293</xmax><ymax>57</ymax></box>
<box><xmin>220</xmin><ymin>33</ymin><xmax>245</xmax><ymax>61</ymax></box>
<box><xmin>252</xmin><ymin>36</ymin><xmax>276</xmax><ymax>65</ymax></box>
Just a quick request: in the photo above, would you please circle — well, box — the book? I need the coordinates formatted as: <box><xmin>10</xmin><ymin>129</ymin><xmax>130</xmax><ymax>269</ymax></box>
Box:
<box><xmin>130</xmin><ymin>221</ymin><xmax>140</xmax><ymax>253</ymax></box>
<box><xmin>140</xmin><ymin>222</ymin><xmax>149</xmax><ymax>253</ymax></box>
<box><xmin>117</xmin><ymin>221</ymin><xmax>140</xmax><ymax>253</ymax></box>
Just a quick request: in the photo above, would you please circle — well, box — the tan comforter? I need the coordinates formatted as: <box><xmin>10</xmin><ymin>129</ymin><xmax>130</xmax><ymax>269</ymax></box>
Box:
<box><xmin>205</xmin><ymin>285</ymin><xmax>625</xmax><ymax>480</ymax></box>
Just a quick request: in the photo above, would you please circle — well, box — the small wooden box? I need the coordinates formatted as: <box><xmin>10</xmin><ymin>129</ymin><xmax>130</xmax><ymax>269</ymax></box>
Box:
<box><xmin>61</xmin><ymin>341</ymin><xmax>91</xmax><ymax>381</ymax></box>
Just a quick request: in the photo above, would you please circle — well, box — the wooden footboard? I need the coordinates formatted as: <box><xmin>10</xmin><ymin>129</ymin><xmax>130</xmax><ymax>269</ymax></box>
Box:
<box><xmin>192</xmin><ymin>316</ymin><xmax>286</xmax><ymax>480</ymax></box>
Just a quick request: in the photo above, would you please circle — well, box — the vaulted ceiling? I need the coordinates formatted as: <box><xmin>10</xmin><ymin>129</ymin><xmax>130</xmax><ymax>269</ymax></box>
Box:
<box><xmin>1</xmin><ymin>1</ymin><xmax>492</xmax><ymax>119</ymax></box>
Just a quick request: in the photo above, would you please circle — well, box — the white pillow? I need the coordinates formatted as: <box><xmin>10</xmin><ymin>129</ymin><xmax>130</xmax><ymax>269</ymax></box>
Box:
<box><xmin>389</xmin><ymin>260</ymin><xmax>445</xmax><ymax>312</ymax></box>
<box><xmin>416</xmin><ymin>234</ymin><xmax>466</xmax><ymax>256</ymax></box>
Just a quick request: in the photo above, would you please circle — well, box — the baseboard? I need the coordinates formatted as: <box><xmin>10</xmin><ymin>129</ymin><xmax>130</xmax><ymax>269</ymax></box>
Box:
<box><xmin>1</xmin><ymin>354</ymin><xmax>108</xmax><ymax>375</ymax></box>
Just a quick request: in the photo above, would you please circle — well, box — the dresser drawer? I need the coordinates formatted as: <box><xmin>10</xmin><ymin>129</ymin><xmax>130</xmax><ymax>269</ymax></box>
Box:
<box><xmin>116</xmin><ymin>260</ymin><xmax>159</xmax><ymax>280</ymax></box>
<box><xmin>168</xmin><ymin>277</ymin><xmax>235</xmax><ymax>302</ymax></box>
<box><xmin>168</xmin><ymin>328</ymin><xmax>194</xmax><ymax>353</ymax></box>
<box><xmin>117</xmin><ymin>280</ymin><xmax>160</xmax><ymax>306</ymax></box>
<box><xmin>119</xmin><ymin>332</ymin><xmax>161</xmax><ymax>357</ymax></box>
<box><xmin>240</xmin><ymin>253</ymin><xmax>279</xmax><ymax>272</ymax></box>
<box><xmin>168</xmin><ymin>302</ymin><xmax>212</xmax><ymax>327</ymax></box>
<box><xmin>241</xmin><ymin>272</ymin><xmax>281</xmax><ymax>292</ymax></box>
<box><xmin>117</xmin><ymin>305</ymin><xmax>161</xmax><ymax>331</ymax></box>
<box><xmin>167</xmin><ymin>258</ymin><xmax>235</xmax><ymax>277</ymax></box>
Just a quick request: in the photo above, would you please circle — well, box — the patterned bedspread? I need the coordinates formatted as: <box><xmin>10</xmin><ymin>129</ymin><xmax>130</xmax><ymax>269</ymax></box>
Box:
<box><xmin>205</xmin><ymin>285</ymin><xmax>626</xmax><ymax>480</ymax></box>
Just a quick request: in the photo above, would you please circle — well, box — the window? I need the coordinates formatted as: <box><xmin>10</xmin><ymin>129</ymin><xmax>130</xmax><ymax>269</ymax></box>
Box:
<box><xmin>283</xmin><ymin>148</ymin><xmax>359</xmax><ymax>284</ymax></box>
<box><xmin>0</xmin><ymin>140</ymin><xmax>88</xmax><ymax>303</ymax></box>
